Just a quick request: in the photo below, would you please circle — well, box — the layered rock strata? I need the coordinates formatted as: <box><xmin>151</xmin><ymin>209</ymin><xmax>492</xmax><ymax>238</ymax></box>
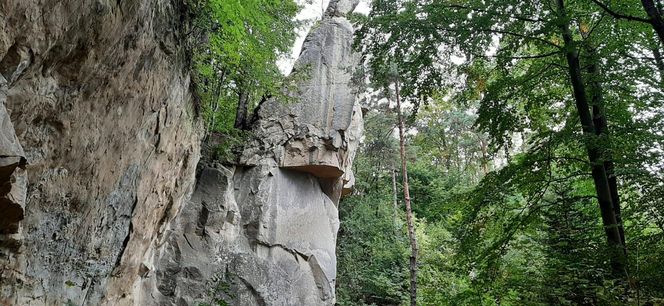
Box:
<box><xmin>0</xmin><ymin>0</ymin><xmax>202</xmax><ymax>304</ymax></box>
<box><xmin>0</xmin><ymin>0</ymin><xmax>362</xmax><ymax>304</ymax></box>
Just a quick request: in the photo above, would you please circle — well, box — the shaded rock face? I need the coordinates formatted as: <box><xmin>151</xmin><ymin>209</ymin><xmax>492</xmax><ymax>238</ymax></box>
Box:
<box><xmin>0</xmin><ymin>86</ymin><xmax>27</xmax><ymax>238</ymax></box>
<box><xmin>0</xmin><ymin>0</ymin><xmax>202</xmax><ymax>304</ymax></box>
<box><xmin>0</xmin><ymin>0</ymin><xmax>362</xmax><ymax>304</ymax></box>
<box><xmin>142</xmin><ymin>0</ymin><xmax>364</xmax><ymax>305</ymax></box>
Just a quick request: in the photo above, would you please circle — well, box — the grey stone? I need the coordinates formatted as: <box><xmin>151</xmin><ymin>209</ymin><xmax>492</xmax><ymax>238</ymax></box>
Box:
<box><xmin>143</xmin><ymin>164</ymin><xmax>340</xmax><ymax>305</ymax></box>
<box><xmin>241</xmin><ymin>6</ymin><xmax>363</xmax><ymax>190</ymax></box>
<box><xmin>0</xmin><ymin>0</ymin><xmax>362</xmax><ymax>304</ymax></box>
<box><xmin>0</xmin><ymin>0</ymin><xmax>203</xmax><ymax>304</ymax></box>
<box><xmin>325</xmin><ymin>0</ymin><xmax>361</xmax><ymax>17</ymax></box>
<box><xmin>0</xmin><ymin>74</ymin><xmax>26</xmax><ymax>235</ymax></box>
<box><xmin>142</xmin><ymin>0</ymin><xmax>364</xmax><ymax>304</ymax></box>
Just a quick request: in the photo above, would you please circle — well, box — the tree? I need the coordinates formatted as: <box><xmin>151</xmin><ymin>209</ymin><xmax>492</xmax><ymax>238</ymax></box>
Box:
<box><xmin>356</xmin><ymin>0</ymin><xmax>664</xmax><ymax>301</ymax></box>
<box><xmin>554</xmin><ymin>0</ymin><xmax>625</xmax><ymax>278</ymax></box>
<box><xmin>394</xmin><ymin>76</ymin><xmax>419</xmax><ymax>306</ymax></box>
<box><xmin>190</xmin><ymin>0</ymin><xmax>300</xmax><ymax>133</ymax></box>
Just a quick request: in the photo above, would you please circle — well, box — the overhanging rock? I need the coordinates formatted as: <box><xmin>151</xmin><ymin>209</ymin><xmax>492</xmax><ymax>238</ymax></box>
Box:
<box><xmin>144</xmin><ymin>1</ymin><xmax>364</xmax><ymax>305</ymax></box>
<box><xmin>241</xmin><ymin>0</ymin><xmax>364</xmax><ymax>197</ymax></box>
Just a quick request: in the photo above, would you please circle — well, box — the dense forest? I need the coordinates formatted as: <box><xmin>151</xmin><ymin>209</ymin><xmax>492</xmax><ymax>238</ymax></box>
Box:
<box><xmin>191</xmin><ymin>0</ymin><xmax>664</xmax><ymax>305</ymax></box>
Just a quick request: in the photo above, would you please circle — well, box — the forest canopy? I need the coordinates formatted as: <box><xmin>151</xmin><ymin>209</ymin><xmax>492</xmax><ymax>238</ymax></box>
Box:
<box><xmin>337</xmin><ymin>0</ymin><xmax>664</xmax><ymax>305</ymax></box>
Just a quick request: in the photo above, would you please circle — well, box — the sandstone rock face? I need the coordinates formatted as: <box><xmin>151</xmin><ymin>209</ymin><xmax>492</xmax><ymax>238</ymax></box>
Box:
<box><xmin>240</xmin><ymin>0</ymin><xmax>363</xmax><ymax>194</ymax></box>
<box><xmin>140</xmin><ymin>163</ymin><xmax>341</xmax><ymax>305</ymax></box>
<box><xmin>0</xmin><ymin>0</ymin><xmax>202</xmax><ymax>304</ymax></box>
<box><xmin>0</xmin><ymin>0</ymin><xmax>362</xmax><ymax>304</ymax></box>
<box><xmin>142</xmin><ymin>0</ymin><xmax>364</xmax><ymax>304</ymax></box>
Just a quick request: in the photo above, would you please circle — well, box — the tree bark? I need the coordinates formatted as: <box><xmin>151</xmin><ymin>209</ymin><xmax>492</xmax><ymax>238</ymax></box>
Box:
<box><xmin>395</xmin><ymin>79</ymin><xmax>418</xmax><ymax>306</ymax></box>
<box><xmin>642</xmin><ymin>0</ymin><xmax>664</xmax><ymax>46</ymax></box>
<box><xmin>653</xmin><ymin>46</ymin><xmax>664</xmax><ymax>84</ymax></box>
<box><xmin>392</xmin><ymin>166</ymin><xmax>399</xmax><ymax>231</ymax></box>
<box><xmin>234</xmin><ymin>88</ymin><xmax>250</xmax><ymax>130</ymax></box>
<box><xmin>208</xmin><ymin>70</ymin><xmax>226</xmax><ymax>133</ymax></box>
<box><xmin>555</xmin><ymin>0</ymin><xmax>627</xmax><ymax>279</ymax></box>
<box><xmin>584</xmin><ymin>42</ymin><xmax>627</xmax><ymax>253</ymax></box>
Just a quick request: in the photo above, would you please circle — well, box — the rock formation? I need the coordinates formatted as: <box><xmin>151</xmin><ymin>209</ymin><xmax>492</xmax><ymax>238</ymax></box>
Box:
<box><xmin>143</xmin><ymin>0</ymin><xmax>363</xmax><ymax>304</ymax></box>
<box><xmin>0</xmin><ymin>75</ymin><xmax>27</xmax><ymax>248</ymax></box>
<box><xmin>0</xmin><ymin>0</ymin><xmax>203</xmax><ymax>304</ymax></box>
<box><xmin>0</xmin><ymin>0</ymin><xmax>362</xmax><ymax>304</ymax></box>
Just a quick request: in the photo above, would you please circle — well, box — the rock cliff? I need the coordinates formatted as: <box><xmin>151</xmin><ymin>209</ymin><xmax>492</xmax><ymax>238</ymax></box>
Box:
<box><xmin>142</xmin><ymin>0</ymin><xmax>363</xmax><ymax>304</ymax></box>
<box><xmin>0</xmin><ymin>0</ymin><xmax>203</xmax><ymax>304</ymax></box>
<box><xmin>0</xmin><ymin>0</ymin><xmax>362</xmax><ymax>304</ymax></box>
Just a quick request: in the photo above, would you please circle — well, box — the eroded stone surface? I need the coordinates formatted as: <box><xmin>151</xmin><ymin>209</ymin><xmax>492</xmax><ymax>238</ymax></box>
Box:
<box><xmin>0</xmin><ymin>0</ymin><xmax>202</xmax><ymax>304</ymax></box>
<box><xmin>143</xmin><ymin>164</ymin><xmax>340</xmax><ymax>305</ymax></box>
<box><xmin>240</xmin><ymin>2</ymin><xmax>363</xmax><ymax>189</ymax></box>
<box><xmin>1</xmin><ymin>70</ymin><xmax>27</xmax><ymax>254</ymax></box>
<box><xmin>0</xmin><ymin>90</ymin><xmax>27</xmax><ymax>235</ymax></box>
<box><xmin>144</xmin><ymin>1</ymin><xmax>364</xmax><ymax>304</ymax></box>
<box><xmin>0</xmin><ymin>0</ymin><xmax>362</xmax><ymax>305</ymax></box>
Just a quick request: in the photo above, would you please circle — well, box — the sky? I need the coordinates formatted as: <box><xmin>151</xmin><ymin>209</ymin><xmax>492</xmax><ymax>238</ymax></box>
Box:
<box><xmin>277</xmin><ymin>0</ymin><xmax>371</xmax><ymax>75</ymax></box>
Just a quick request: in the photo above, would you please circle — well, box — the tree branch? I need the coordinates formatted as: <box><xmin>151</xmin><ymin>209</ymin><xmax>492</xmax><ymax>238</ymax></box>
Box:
<box><xmin>476</xmin><ymin>28</ymin><xmax>562</xmax><ymax>49</ymax></box>
<box><xmin>472</xmin><ymin>50</ymin><xmax>562</xmax><ymax>60</ymax></box>
<box><xmin>443</xmin><ymin>4</ymin><xmax>546</xmax><ymax>23</ymax></box>
<box><xmin>590</xmin><ymin>0</ymin><xmax>651</xmax><ymax>23</ymax></box>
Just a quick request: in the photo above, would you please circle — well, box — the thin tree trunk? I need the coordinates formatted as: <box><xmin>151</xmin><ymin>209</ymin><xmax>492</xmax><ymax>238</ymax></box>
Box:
<box><xmin>395</xmin><ymin>79</ymin><xmax>418</xmax><ymax>306</ymax></box>
<box><xmin>207</xmin><ymin>69</ymin><xmax>227</xmax><ymax>134</ymax></box>
<box><xmin>478</xmin><ymin>136</ymin><xmax>489</xmax><ymax>175</ymax></box>
<box><xmin>441</xmin><ymin>132</ymin><xmax>452</xmax><ymax>172</ymax></box>
<box><xmin>642</xmin><ymin>0</ymin><xmax>664</xmax><ymax>45</ymax></box>
<box><xmin>208</xmin><ymin>72</ymin><xmax>225</xmax><ymax>134</ymax></box>
<box><xmin>556</xmin><ymin>0</ymin><xmax>627</xmax><ymax>279</ymax></box>
<box><xmin>584</xmin><ymin>42</ymin><xmax>627</xmax><ymax>253</ymax></box>
<box><xmin>392</xmin><ymin>166</ymin><xmax>399</xmax><ymax>231</ymax></box>
<box><xmin>234</xmin><ymin>88</ymin><xmax>250</xmax><ymax>129</ymax></box>
<box><xmin>653</xmin><ymin>46</ymin><xmax>664</xmax><ymax>83</ymax></box>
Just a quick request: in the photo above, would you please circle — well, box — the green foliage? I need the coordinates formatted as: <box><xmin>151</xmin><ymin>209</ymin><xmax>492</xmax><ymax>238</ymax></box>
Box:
<box><xmin>188</xmin><ymin>0</ymin><xmax>301</xmax><ymax>133</ymax></box>
<box><xmin>212</xmin><ymin>129</ymin><xmax>251</xmax><ymax>162</ymax></box>
<box><xmin>344</xmin><ymin>0</ymin><xmax>664</xmax><ymax>304</ymax></box>
<box><xmin>337</xmin><ymin>193</ymin><xmax>410</xmax><ymax>306</ymax></box>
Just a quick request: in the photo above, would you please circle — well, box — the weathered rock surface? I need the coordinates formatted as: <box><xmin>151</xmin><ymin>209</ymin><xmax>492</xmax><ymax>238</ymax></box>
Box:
<box><xmin>0</xmin><ymin>0</ymin><xmax>362</xmax><ymax>304</ymax></box>
<box><xmin>143</xmin><ymin>0</ymin><xmax>364</xmax><ymax>304</ymax></box>
<box><xmin>0</xmin><ymin>75</ymin><xmax>27</xmax><ymax>237</ymax></box>
<box><xmin>0</xmin><ymin>0</ymin><xmax>202</xmax><ymax>304</ymax></box>
<box><xmin>240</xmin><ymin>0</ymin><xmax>363</xmax><ymax>193</ymax></box>
<box><xmin>140</xmin><ymin>163</ymin><xmax>341</xmax><ymax>305</ymax></box>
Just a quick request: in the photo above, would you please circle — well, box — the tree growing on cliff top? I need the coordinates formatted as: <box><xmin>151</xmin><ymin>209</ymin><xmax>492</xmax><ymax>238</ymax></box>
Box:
<box><xmin>189</xmin><ymin>0</ymin><xmax>301</xmax><ymax>133</ymax></box>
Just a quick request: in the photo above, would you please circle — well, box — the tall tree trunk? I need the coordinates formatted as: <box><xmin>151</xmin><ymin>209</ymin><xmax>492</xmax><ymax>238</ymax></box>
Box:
<box><xmin>555</xmin><ymin>0</ymin><xmax>627</xmax><ymax>279</ymax></box>
<box><xmin>395</xmin><ymin>79</ymin><xmax>418</xmax><ymax>306</ymax></box>
<box><xmin>642</xmin><ymin>0</ymin><xmax>664</xmax><ymax>45</ymax></box>
<box><xmin>208</xmin><ymin>71</ymin><xmax>225</xmax><ymax>134</ymax></box>
<box><xmin>392</xmin><ymin>166</ymin><xmax>399</xmax><ymax>231</ymax></box>
<box><xmin>584</xmin><ymin>42</ymin><xmax>627</xmax><ymax>253</ymax></box>
<box><xmin>234</xmin><ymin>88</ymin><xmax>250</xmax><ymax>130</ymax></box>
<box><xmin>653</xmin><ymin>45</ymin><xmax>664</xmax><ymax>84</ymax></box>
